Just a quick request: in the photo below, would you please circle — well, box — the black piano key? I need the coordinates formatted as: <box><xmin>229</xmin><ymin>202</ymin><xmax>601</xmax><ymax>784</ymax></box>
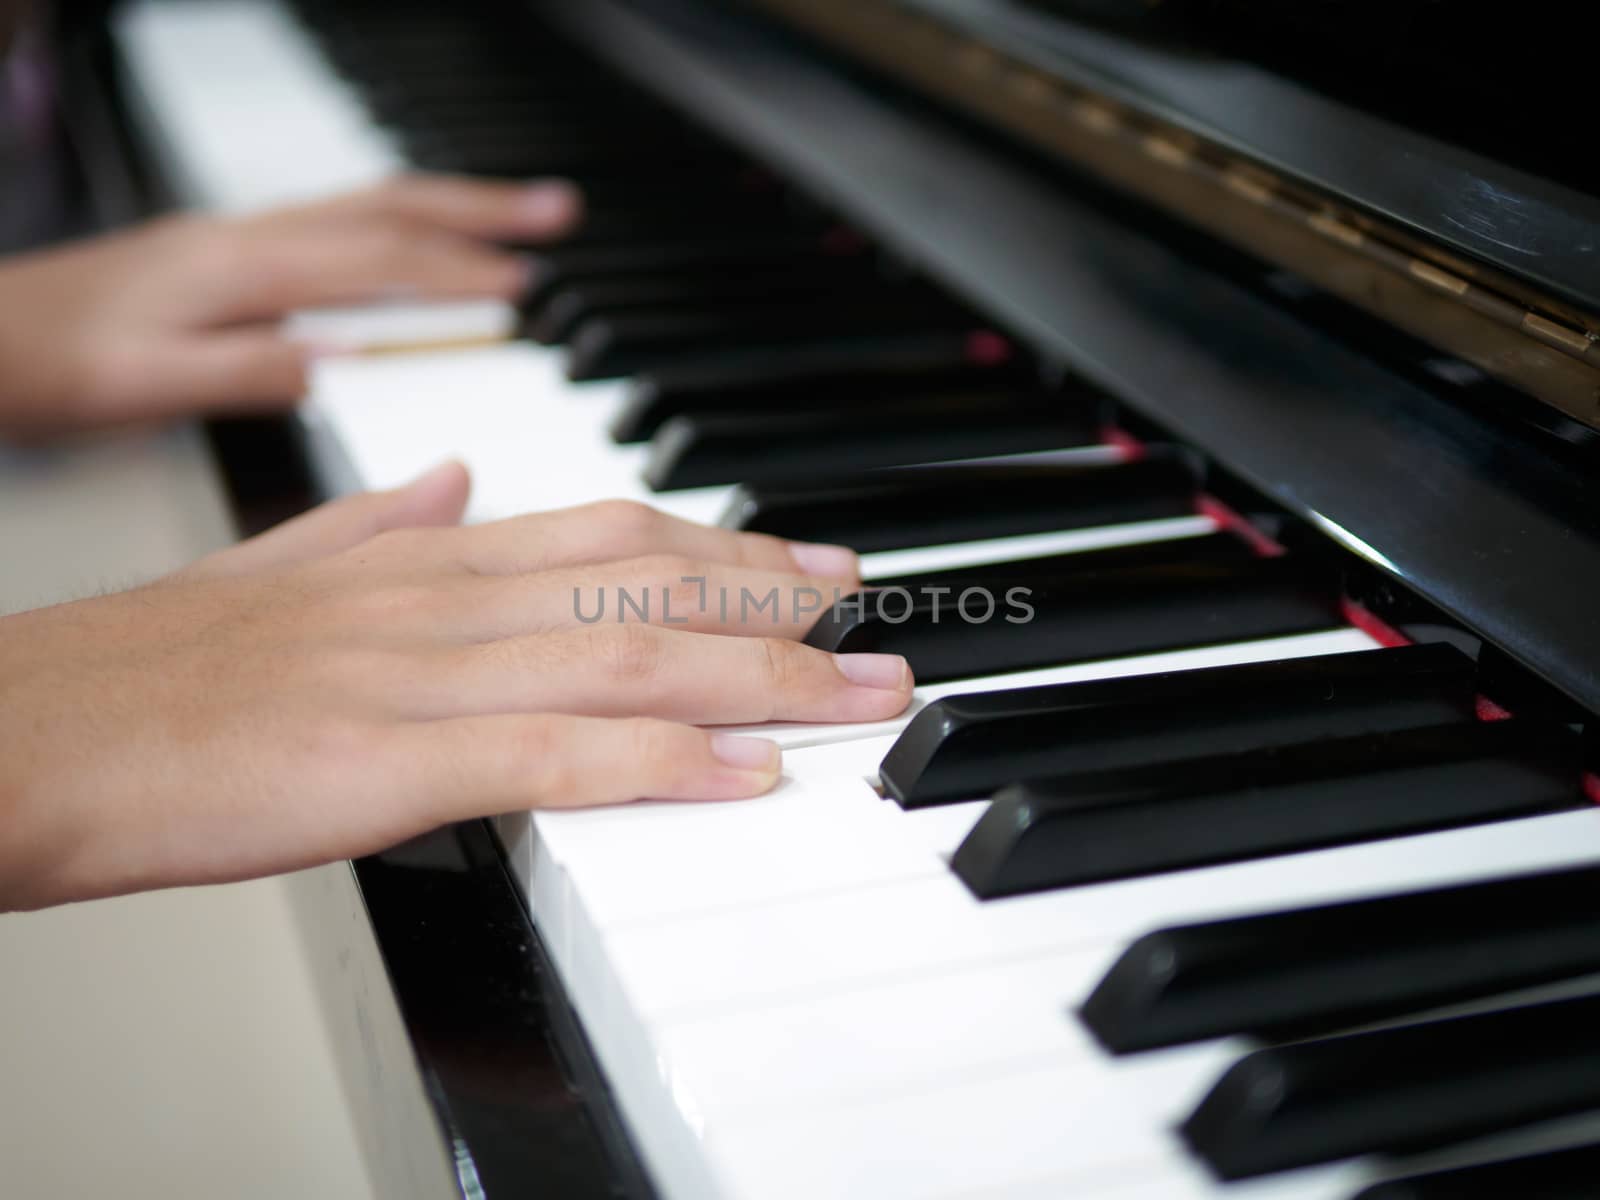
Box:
<box><xmin>565</xmin><ymin>299</ymin><xmax>973</xmax><ymax>382</ymax></box>
<box><xmin>866</xmin><ymin>536</ymin><xmax>1277</xmax><ymax>611</ymax></box>
<box><xmin>1182</xmin><ymin>990</ymin><xmax>1600</xmax><ymax>1181</ymax></box>
<box><xmin>642</xmin><ymin>397</ymin><xmax>1095</xmax><ymax>490</ymax></box>
<box><xmin>1080</xmin><ymin>862</ymin><xmax>1600</xmax><ymax>1055</ymax></box>
<box><xmin>612</xmin><ymin>356</ymin><xmax>1024</xmax><ymax>443</ymax></box>
<box><xmin>1355</xmin><ymin>1142</ymin><xmax>1600</xmax><ymax>1200</ymax></box>
<box><xmin>522</xmin><ymin>234</ymin><xmax>844</xmax><ymax>310</ymax></box>
<box><xmin>346</xmin><ymin>70</ymin><xmax>616</xmax><ymax>109</ymax></box>
<box><xmin>952</xmin><ymin>721</ymin><xmax>1583</xmax><ymax>900</ymax></box>
<box><xmin>802</xmin><ymin>555</ymin><xmax>1341</xmax><ymax>684</ymax></box>
<box><xmin>399</xmin><ymin>131</ymin><xmax>731</xmax><ymax>173</ymax></box>
<box><xmin>361</xmin><ymin>86</ymin><xmax>709</xmax><ymax>142</ymax></box>
<box><xmin>392</xmin><ymin>112</ymin><xmax>727</xmax><ymax>154</ymax></box>
<box><xmin>723</xmin><ymin>456</ymin><xmax>1195</xmax><ymax>550</ymax></box>
<box><xmin>410</xmin><ymin>143</ymin><xmax>735</xmax><ymax>180</ymax></box>
<box><xmin>531</xmin><ymin>260</ymin><xmax>872</xmax><ymax>345</ymax></box>
<box><xmin>559</xmin><ymin>177</ymin><xmax>789</xmax><ymax>230</ymax></box>
<box><xmin>561</xmin><ymin>195</ymin><xmax>803</xmax><ymax>254</ymax></box>
<box><xmin>880</xmin><ymin>642</ymin><xmax>1477</xmax><ymax>809</ymax></box>
<box><xmin>362</xmin><ymin>93</ymin><xmax>615</xmax><ymax>126</ymax></box>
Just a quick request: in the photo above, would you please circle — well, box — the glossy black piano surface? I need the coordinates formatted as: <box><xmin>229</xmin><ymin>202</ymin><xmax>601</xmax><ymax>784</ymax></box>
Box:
<box><xmin>1017</xmin><ymin>0</ymin><xmax>1595</xmax><ymax>204</ymax></box>
<box><xmin>549</xmin><ymin>0</ymin><xmax>1600</xmax><ymax>718</ymax></box>
<box><xmin>353</xmin><ymin>820</ymin><xmax>658</xmax><ymax>1200</ymax></box>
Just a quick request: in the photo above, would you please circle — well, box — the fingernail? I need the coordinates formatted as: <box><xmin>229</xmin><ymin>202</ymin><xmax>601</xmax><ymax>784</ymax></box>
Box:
<box><xmin>711</xmin><ymin>734</ymin><xmax>782</xmax><ymax>773</ymax></box>
<box><xmin>835</xmin><ymin>653</ymin><xmax>909</xmax><ymax>690</ymax></box>
<box><xmin>789</xmin><ymin>541</ymin><xmax>858</xmax><ymax>579</ymax></box>
<box><xmin>521</xmin><ymin>180</ymin><xmax>581</xmax><ymax>226</ymax></box>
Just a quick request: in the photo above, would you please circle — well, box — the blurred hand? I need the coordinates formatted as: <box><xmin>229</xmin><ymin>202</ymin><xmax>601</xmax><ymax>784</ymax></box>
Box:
<box><xmin>0</xmin><ymin>174</ymin><xmax>581</xmax><ymax>439</ymax></box>
<box><xmin>0</xmin><ymin>467</ymin><xmax>912</xmax><ymax>910</ymax></box>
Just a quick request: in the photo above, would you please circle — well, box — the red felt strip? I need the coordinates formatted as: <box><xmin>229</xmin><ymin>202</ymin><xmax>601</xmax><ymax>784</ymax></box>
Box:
<box><xmin>1339</xmin><ymin>598</ymin><xmax>1413</xmax><ymax>648</ymax></box>
<box><xmin>1474</xmin><ymin>694</ymin><xmax>1516</xmax><ymax>722</ymax></box>
<box><xmin>964</xmin><ymin>330</ymin><xmax>1013</xmax><ymax>366</ymax></box>
<box><xmin>1099</xmin><ymin>427</ymin><xmax>1146</xmax><ymax>462</ymax></box>
<box><xmin>1196</xmin><ymin>494</ymin><xmax>1287</xmax><ymax>558</ymax></box>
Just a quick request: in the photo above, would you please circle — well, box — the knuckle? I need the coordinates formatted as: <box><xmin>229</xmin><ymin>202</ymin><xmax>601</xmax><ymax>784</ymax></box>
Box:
<box><xmin>629</xmin><ymin>555</ymin><xmax>704</xmax><ymax>594</ymax></box>
<box><xmin>72</xmin><ymin>341</ymin><xmax>146</xmax><ymax>415</ymax></box>
<box><xmin>360</xmin><ymin>525</ymin><xmax>435</xmax><ymax>561</ymax></box>
<box><xmin>352</xmin><ymin>223</ymin><xmax>412</xmax><ymax>266</ymax></box>
<box><xmin>515</xmin><ymin>716</ymin><xmax>578</xmax><ymax>800</ymax></box>
<box><xmin>190</xmin><ymin>219</ymin><xmax>250</xmax><ymax>273</ymax></box>
<box><xmin>586</xmin><ymin>498</ymin><xmax>661</xmax><ymax>547</ymax></box>
<box><xmin>743</xmin><ymin>531</ymin><xmax>794</xmax><ymax>566</ymax></box>
<box><xmin>592</xmin><ymin>624</ymin><xmax>665</xmax><ymax>685</ymax></box>
<box><xmin>303</xmin><ymin>716</ymin><xmax>383</xmax><ymax>777</ymax></box>
<box><xmin>374</xmin><ymin>175</ymin><xmax>419</xmax><ymax>202</ymax></box>
<box><xmin>756</xmin><ymin>637</ymin><xmax>804</xmax><ymax>690</ymax></box>
<box><xmin>343</xmin><ymin>582</ymin><xmax>437</xmax><ymax>624</ymax></box>
<box><xmin>622</xmin><ymin>718</ymin><xmax>683</xmax><ymax>772</ymax></box>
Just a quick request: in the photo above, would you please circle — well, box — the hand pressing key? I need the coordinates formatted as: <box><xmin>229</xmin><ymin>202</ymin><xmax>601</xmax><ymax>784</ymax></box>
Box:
<box><xmin>0</xmin><ymin>174</ymin><xmax>581</xmax><ymax>439</ymax></box>
<box><xmin>0</xmin><ymin>466</ymin><xmax>913</xmax><ymax>910</ymax></box>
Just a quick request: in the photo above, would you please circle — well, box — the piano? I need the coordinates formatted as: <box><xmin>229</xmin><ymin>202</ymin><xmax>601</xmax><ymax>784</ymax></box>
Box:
<box><xmin>101</xmin><ymin>0</ymin><xmax>1600</xmax><ymax>1196</ymax></box>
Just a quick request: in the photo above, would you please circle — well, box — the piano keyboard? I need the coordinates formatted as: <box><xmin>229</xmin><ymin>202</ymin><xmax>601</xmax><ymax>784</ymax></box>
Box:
<box><xmin>115</xmin><ymin>2</ymin><xmax>1600</xmax><ymax>1198</ymax></box>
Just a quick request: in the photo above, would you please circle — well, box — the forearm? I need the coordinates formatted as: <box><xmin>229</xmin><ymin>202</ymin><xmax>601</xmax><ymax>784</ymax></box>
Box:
<box><xmin>0</xmin><ymin>603</ymin><xmax>92</xmax><ymax>911</ymax></box>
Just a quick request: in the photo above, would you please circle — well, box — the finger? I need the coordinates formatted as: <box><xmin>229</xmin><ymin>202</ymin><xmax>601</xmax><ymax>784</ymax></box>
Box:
<box><xmin>225</xmin><ymin>221</ymin><xmax>530</xmax><ymax>320</ymax></box>
<box><xmin>428</xmin><ymin>625</ymin><xmax>914</xmax><ymax>725</ymax></box>
<box><xmin>184</xmin><ymin>461</ymin><xmax>471</xmax><ymax>579</ymax></box>
<box><xmin>107</xmin><ymin>330</ymin><xmax>313</xmax><ymax>418</ymax></box>
<box><xmin>388</xmin><ymin>715</ymin><xmax>780</xmax><ymax>824</ymax></box>
<box><xmin>457</xmin><ymin>499</ymin><xmax>861</xmax><ymax>583</ymax></box>
<box><xmin>460</xmin><ymin>556</ymin><xmax>859</xmax><ymax>640</ymax></box>
<box><xmin>313</xmin><ymin>175</ymin><xmax>583</xmax><ymax>243</ymax></box>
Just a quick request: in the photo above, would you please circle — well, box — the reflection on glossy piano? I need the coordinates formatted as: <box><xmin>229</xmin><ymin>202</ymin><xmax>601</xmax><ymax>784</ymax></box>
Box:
<box><xmin>109</xmin><ymin>0</ymin><xmax>1600</xmax><ymax>1196</ymax></box>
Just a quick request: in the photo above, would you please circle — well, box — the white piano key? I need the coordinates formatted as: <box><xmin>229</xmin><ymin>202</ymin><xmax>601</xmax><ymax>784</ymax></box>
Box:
<box><xmin>599</xmin><ymin>808</ymin><xmax>1600</xmax><ymax>1024</ymax></box>
<box><xmin>302</xmin><ymin>345</ymin><xmax>728</xmax><ymax>525</ymax></box>
<box><xmin>283</xmin><ymin>300</ymin><xmax>518</xmax><ymax>351</ymax></box>
<box><xmin>533</xmin><ymin>730</ymin><xmax>1035</xmax><ymax>936</ymax></box>
<box><xmin>117</xmin><ymin>0</ymin><xmax>399</xmax><ymax>212</ymax></box>
<box><xmin>654</xmin><ymin>950</ymin><xmax>1116</xmax><ymax>1115</ymax></box>
<box><xmin>513</xmin><ymin>737</ymin><xmax>904</xmax><ymax>989</ymax></box>
<box><xmin>653</xmin><ymin>957</ymin><xmax>1600</xmax><ymax>1166</ymax></box>
<box><xmin>904</xmin><ymin>799</ymin><xmax>993</xmax><ymax>858</ymax></box>
<box><xmin>1005</xmin><ymin>1109</ymin><xmax>1600</xmax><ymax>1200</ymax></box>
<box><xmin>699</xmin><ymin>1048</ymin><xmax>1221</xmax><ymax>1200</ymax></box>
<box><xmin>857</xmin><ymin>514</ymin><xmax>1219</xmax><ymax>578</ymax></box>
<box><xmin>697</xmin><ymin>973</ymin><xmax>1600</xmax><ymax>1200</ymax></box>
<box><xmin>978</xmin><ymin>1157</ymin><xmax>1369</xmax><ymax>1200</ymax></box>
<box><xmin>531</xmin><ymin>735</ymin><xmax>897</xmax><ymax>868</ymax></box>
<box><xmin>552</xmin><ymin>774</ymin><xmax>945</xmax><ymax>928</ymax></box>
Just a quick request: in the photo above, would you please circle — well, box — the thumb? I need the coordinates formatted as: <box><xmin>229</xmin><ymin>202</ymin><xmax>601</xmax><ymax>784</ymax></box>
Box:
<box><xmin>185</xmin><ymin>461</ymin><xmax>471</xmax><ymax>579</ymax></box>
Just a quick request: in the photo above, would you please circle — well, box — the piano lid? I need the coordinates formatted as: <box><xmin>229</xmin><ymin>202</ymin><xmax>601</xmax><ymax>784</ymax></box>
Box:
<box><xmin>947</xmin><ymin>0</ymin><xmax>1600</xmax><ymax>305</ymax></box>
<box><xmin>1013</xmin><ymin>0</ymin><xmax>1592</xmax><ymax>203</ymax></box>
<box><xmin>837</xmin><ymin>0</ymin><xmax>1600</xmax><ymax>310</ymax></box>
<box><xmin>731</xmin><ymin>0</ymin><xmax>1600</xmax><ymax>432</ymax></box>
